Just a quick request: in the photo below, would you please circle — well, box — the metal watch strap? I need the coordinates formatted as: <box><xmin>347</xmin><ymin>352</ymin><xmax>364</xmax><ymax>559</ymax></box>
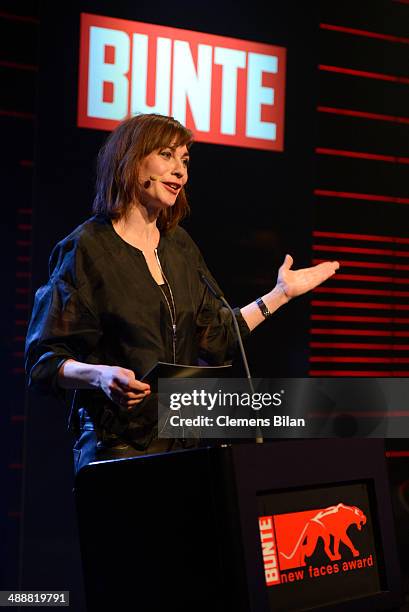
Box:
<box><xmin>255</xmin><ymin>297</ymin><xmax>272</xmax><ymax>318</ymax></box>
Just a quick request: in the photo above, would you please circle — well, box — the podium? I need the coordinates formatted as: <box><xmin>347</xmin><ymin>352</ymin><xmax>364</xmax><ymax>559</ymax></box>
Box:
<box><xmin>74</xmin><ymin>439</ymin><xmax>401</xmax><ymax>612</ymax></box>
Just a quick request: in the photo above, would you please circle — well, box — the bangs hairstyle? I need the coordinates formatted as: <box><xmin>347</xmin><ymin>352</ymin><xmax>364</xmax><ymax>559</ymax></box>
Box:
<box><xmin>93</xmin><ymin>113</ymin><xmax>193</xmax><ymax>232</ymax></box>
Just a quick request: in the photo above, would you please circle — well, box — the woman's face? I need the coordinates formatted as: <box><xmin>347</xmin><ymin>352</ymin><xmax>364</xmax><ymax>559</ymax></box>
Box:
<box><xmin>138</xmin><ymin>143</ymin><xmax>189</xmax><ymax>210</ymax></box>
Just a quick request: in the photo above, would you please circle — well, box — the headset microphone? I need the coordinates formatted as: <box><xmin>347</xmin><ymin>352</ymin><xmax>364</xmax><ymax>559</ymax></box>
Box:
<box><xmin>143</xmin><ymin>175</ymin><xmax>160</xmax><ymax>189</ymax></box>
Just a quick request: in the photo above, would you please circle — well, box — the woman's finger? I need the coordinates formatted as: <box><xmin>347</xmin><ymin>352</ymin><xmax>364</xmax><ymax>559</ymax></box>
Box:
<box><xmin>111</xmin><ymin>391</ymin><xmax>148</xmax><ymax>407</ymax></box>
<box><xmin>118</xmin><ymin>389</ymin><xmax>150</xmax><ymax>400</ymax></box>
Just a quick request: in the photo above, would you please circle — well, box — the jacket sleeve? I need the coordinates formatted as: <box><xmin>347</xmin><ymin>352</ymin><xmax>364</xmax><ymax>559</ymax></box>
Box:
<box><xmin>185</xmin><ymin>237</ymin><xmax>250</xmax><ymax>365</ymax></box>
<box><xmin>196</xmin><ymin>288</ymin><xmax>250</xmax><ymax>364</ymax></box>
<box><xmin>25</xmin><ymin>265</ymin><xmax>102</xmax><ymax>398</ymax></box>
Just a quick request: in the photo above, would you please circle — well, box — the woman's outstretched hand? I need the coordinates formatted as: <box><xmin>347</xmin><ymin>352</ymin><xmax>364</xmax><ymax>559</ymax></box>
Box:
<box><xmin>276</xmin><ymin>254</ymin><xmax>340</xmax><ymax>300</ymax></box>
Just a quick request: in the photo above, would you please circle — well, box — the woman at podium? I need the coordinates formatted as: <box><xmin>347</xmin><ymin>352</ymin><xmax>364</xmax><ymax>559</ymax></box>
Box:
<box><xmin>25</xmin><ymin>113</ymin><xmax>338</xmax><ymax>472</ymax></box>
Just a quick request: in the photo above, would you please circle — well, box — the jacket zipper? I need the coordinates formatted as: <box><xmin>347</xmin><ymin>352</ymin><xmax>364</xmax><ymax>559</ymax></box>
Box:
<box><xmin>155</xmin><ymin>248</ymin><xmax>177</xmax><ymax>364</ymax></box>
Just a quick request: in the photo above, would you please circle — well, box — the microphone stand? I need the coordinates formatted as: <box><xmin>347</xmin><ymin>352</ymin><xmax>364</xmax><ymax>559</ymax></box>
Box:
<box><xmin>200</xmin><ymin>273</ymin><xmax>264</xmax><ymax>444</ymax></box>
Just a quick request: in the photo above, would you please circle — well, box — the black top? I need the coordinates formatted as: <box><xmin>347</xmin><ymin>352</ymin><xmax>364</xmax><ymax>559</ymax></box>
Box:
<box><xmin>25</xmin><ymin>216</ymin><xmax>250</xmax><ymax>446</ymax></box>
<box><xmin>158</xmin><ymin>282</ymin><xmax>175</xmax><ymax>323</ymax></box>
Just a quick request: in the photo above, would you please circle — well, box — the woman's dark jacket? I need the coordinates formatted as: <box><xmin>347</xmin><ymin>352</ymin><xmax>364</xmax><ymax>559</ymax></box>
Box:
<box><xmin>25</xmin><ymin>215</ymin><xmax>250</xmax><ymax>448</ymax></box>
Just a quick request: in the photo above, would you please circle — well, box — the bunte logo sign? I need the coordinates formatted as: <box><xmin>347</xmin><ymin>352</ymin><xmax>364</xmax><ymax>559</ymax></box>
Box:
<box><xmin>259</xmin><ymin>503</ymin><xmax>374</xmax><ymax>587</ymax></box>
<box><xmin>77</xmin><ymin>13</ymin><xmax>286</xmax><ymax>151</ymax></box>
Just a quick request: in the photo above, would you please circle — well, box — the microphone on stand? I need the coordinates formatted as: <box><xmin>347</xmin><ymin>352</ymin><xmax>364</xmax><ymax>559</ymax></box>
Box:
<box><xmin>200</xmin><ymin>272</ymin><xmax>264</xmax><ymax>444</ymax></box>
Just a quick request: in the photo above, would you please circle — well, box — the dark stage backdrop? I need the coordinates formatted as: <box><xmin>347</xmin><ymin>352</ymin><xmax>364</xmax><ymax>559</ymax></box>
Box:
<box><xmin>15</xmin><ymin>1</ymin><xmax>408</xmax><ymax>610</ymax></box>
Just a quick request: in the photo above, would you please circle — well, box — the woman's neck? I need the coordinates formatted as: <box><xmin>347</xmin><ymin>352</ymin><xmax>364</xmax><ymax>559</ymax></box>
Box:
<box><xmin>112</xmin><ymin>203</ymin><xmax>160</xmax><ymax>252</ymax></box>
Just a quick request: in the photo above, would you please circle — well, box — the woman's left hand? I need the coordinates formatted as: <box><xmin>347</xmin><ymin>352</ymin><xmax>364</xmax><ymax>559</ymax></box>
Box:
<box><xmin>276</xmin><ymin>254</ymin><xmax>340</xmax><ymax>300</ymax></box>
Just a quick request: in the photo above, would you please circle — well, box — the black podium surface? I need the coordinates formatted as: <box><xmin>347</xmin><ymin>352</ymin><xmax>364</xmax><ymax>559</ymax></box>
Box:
<box><xmin>75</xmin><ymin>439</ymin><xmax>401</xmax><ymax>612</ymax></box>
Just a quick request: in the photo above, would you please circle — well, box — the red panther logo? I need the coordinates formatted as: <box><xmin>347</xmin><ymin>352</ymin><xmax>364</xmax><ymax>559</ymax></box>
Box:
<box><xmin>278</xmin><ymin>504</ymin><xmax>367</xmax><ymax>568</ymax></box>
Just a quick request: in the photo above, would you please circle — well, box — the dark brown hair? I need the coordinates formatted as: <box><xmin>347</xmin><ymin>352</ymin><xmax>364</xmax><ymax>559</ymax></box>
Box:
<box><xmin>93</xmin><ymin>113</ymin><xmax>193</xmax><ymax>231</ymax></box>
